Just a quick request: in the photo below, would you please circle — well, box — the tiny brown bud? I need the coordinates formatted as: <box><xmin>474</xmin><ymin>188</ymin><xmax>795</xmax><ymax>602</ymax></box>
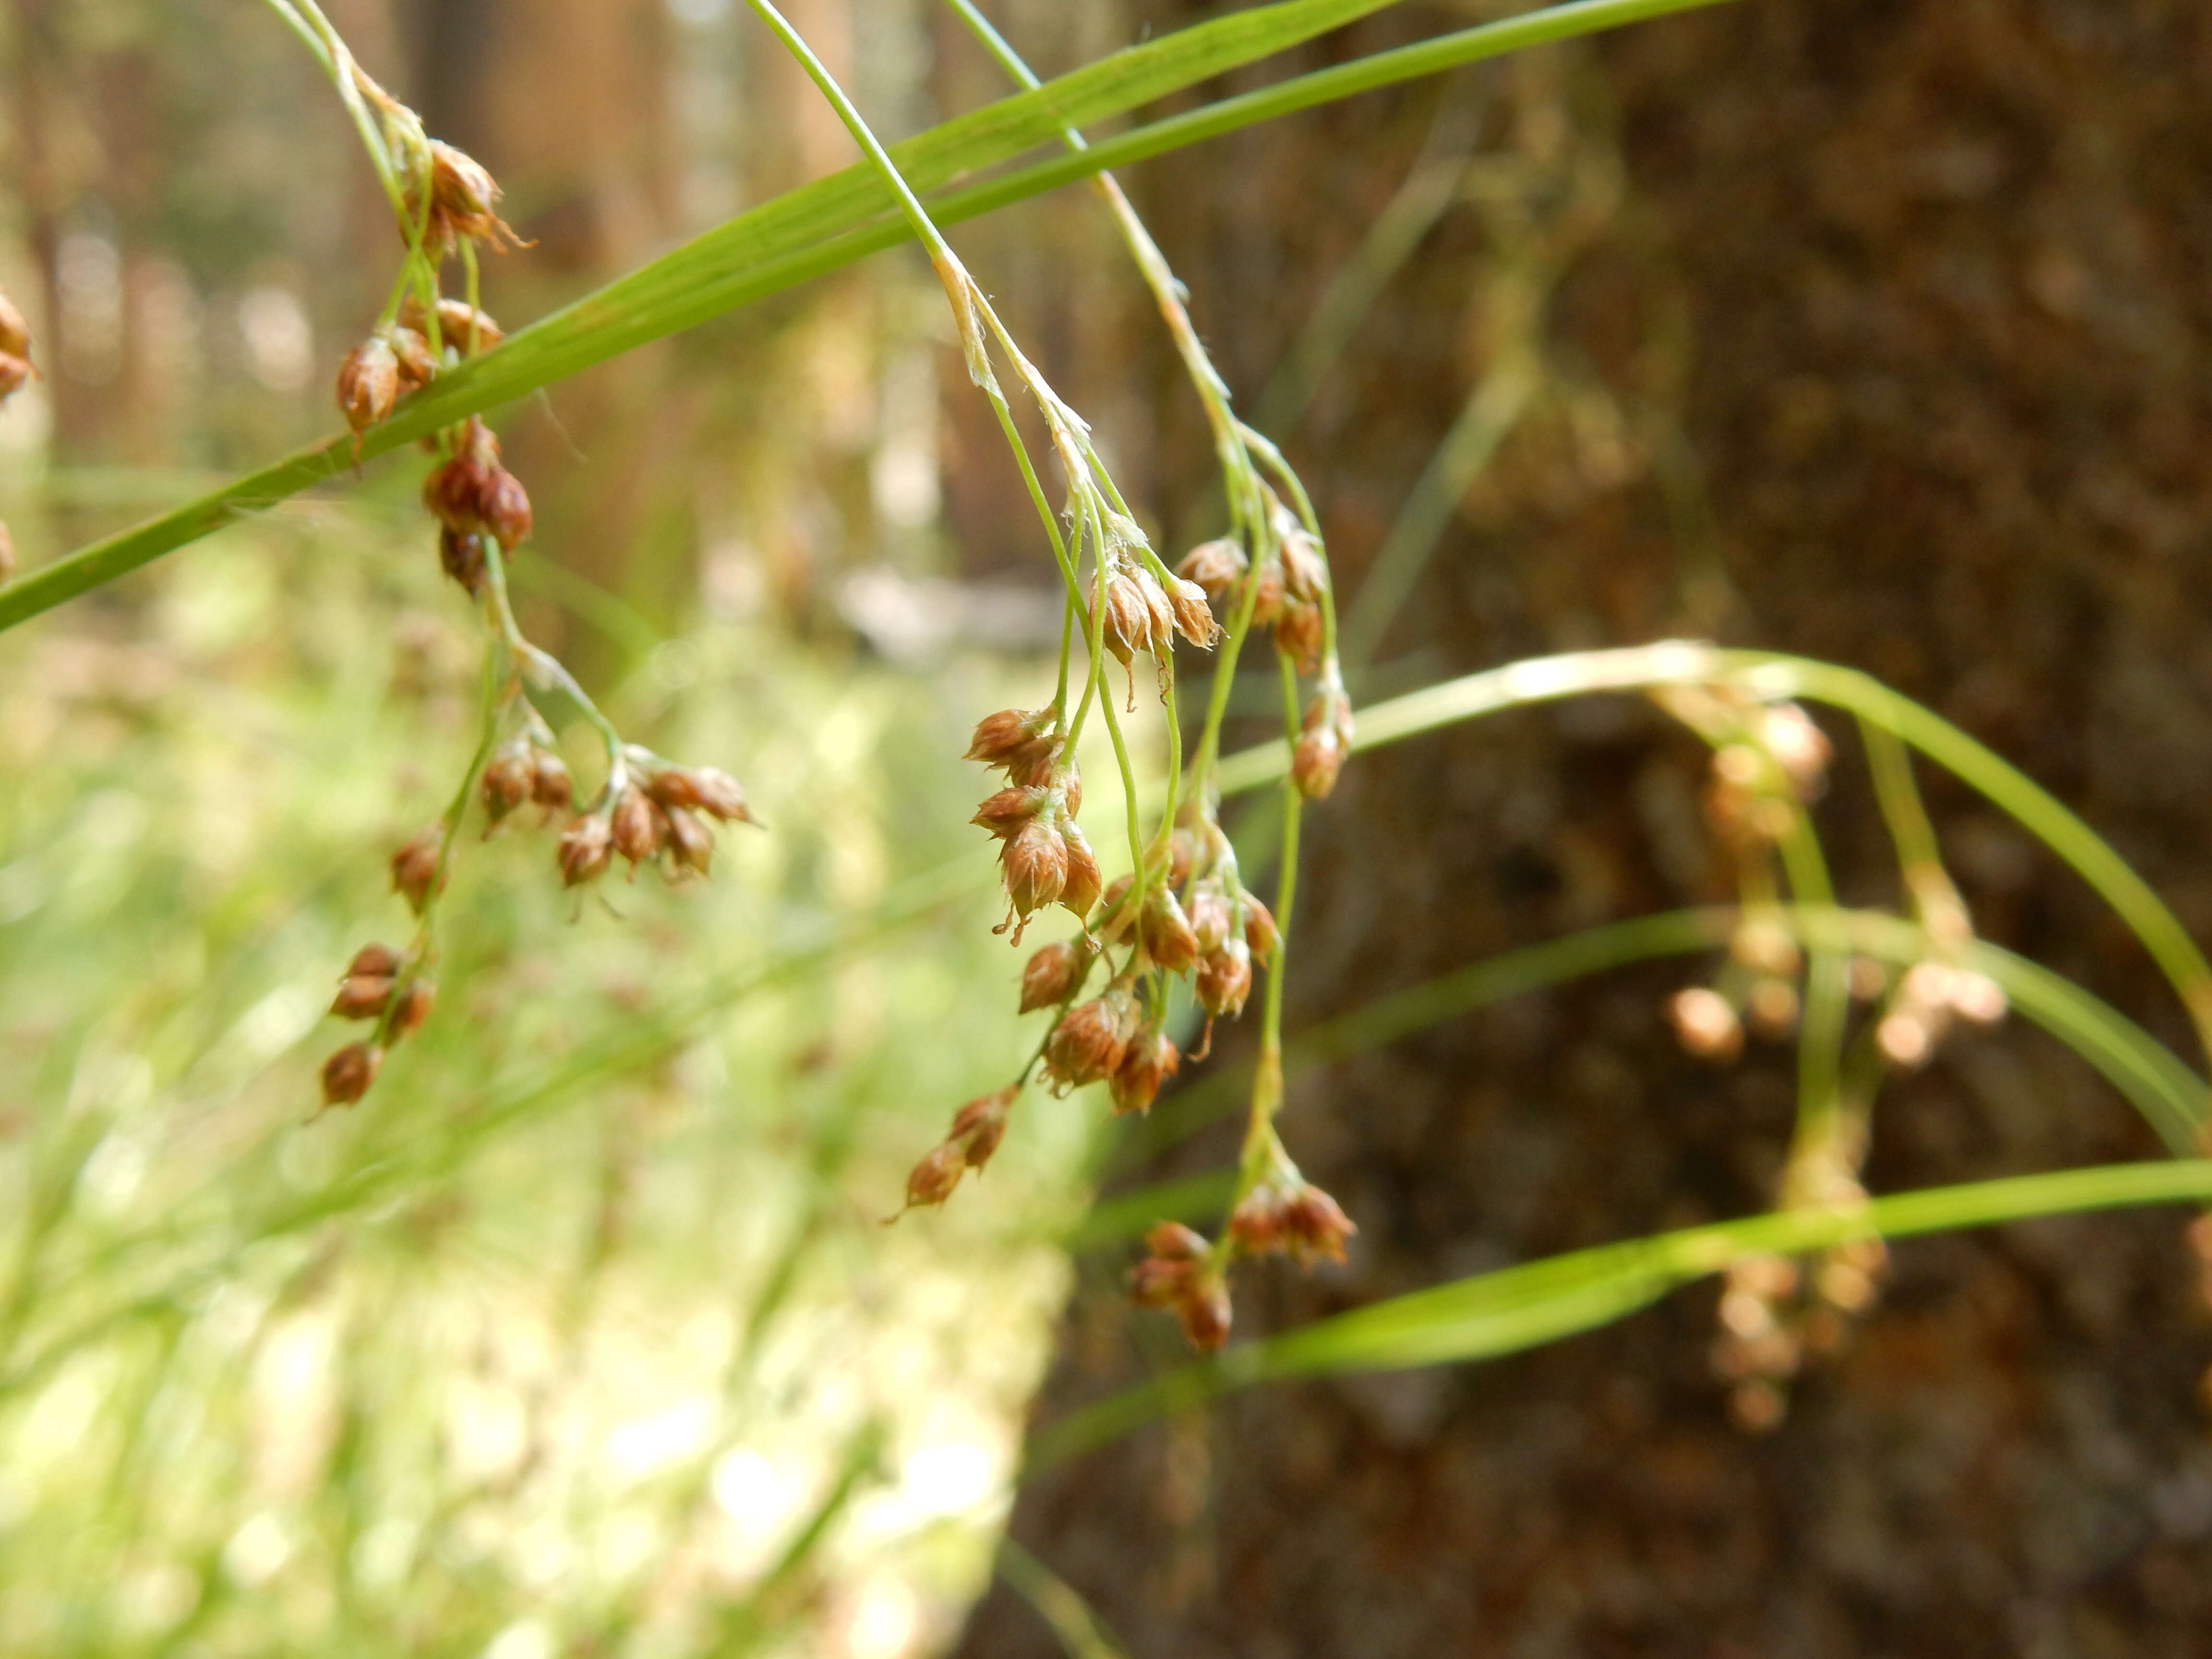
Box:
<box><xmin>1242</xmin><ymin>896</ymin><xmax>1280</xmax><ymax>962</ymax></box>
<box><xmin>331</xmin><ymin>975</ymin><xmax>396</xmax><ymax>1020</ymax></box>
<box><xmin>480</xmin><ymin>746</ymin><xmax>532</xmax><ymax>825</ymax></box>
<box><xmin>1173</xmin><ymin>1272</ymin><xmax>1232</xmax><ymax>1352</ymax></box>
<box><xmin>529</xmin><ymin>748</ymin><xmax>574</xmax><ymax>811</ymax></box>
<box><xmin>972</xmin><ymin>785</ymin><xmax>1045</xmax><ymax>840</ymax></box>
<box><xmin>0</xmin><ymin>290</ymin><xmax>28</xmax><ymax>360</ymax></box>
<box><xmin>390</xmin><ymin>979</ymin><xmax>435</xmax><ymax>1040</ymax></box>
<box><xmin>1060</xmin><ymin>821</ymin><xmax>1102</xmax><ymax>919</ymax></box>
<box><xmin>1279</xmin><ymin>524</ymin><xmax>1329</xmax><ymax>602</ymax></box>
<box><xmin>904</xmin><ymin>1141</ymin><xmax>966</xmax><ymax>1210</ymax></box>
<box><xmin>558</xmin><ymin>815</ymin><xmax>614</xmax><ymax>887</ymax></box>
<box><xmin>654</xmin><ymin>766</ymin><xmax>754</xmax><ymax>824</ymax></box>
<box><xmin>419</xmin><ymin>140</ymin><xmax>525</xmax><ymax>252</ymax></box>
<box><xmin>438</xmin><ymin>527</ymin><xmax>488</xmax><ymax>594</ymax></box>
<box><xmin>1165</xmin><ymin>574</ymin><xmax>1220</xmax><ymax>648</ymax></box>
<box><xmin>966</xmin><ymin>707</ymin><xmax>1061</xmax><ymax>784</ymax></box>
<box><xmin>424</xmin><ymin>453</ymin><xmax>495</xmax><ymax>535</ymax></box>
<box><xmin>320</xmin><ymin>1042</ymin><xmax>382</xmax><ymax>1108</ymax></box>
<box><xmin>478</xmin><ymin>465</ymin><xmax>532</xmax><ymax>550</ymax></box>
<box><xmin>391</xmin><ymin>326</ymin><xmax>435</xmax><ymax>389</ymax></box>
<box><xmin>346</xmin><ymin>943</ymin><xmax>404</xmax><ymax>980</ymax></box>
<box><xmin>336</xmin><ymin>336</ymin><xmax>401</xmax><ymax>433</ymax></box>
<box><xmin>1044</xmin><ymin>986</ymin><xmax>1135</xmax><ymax>1088</ymax></box>
<box><xmin>1096</xmin><ymin>566</ymin><xmax>1152</xmax><ymax>668</ymax></box>
<box><xmin>665</xmin><ymin>806</ymin><xmax>714</xmax><ymax>876</ymax></box>
<box><xmin>1276</xmin><ymin>599</ymin><xmax>1324</xmax><ymax>675</ymax></box>
<box><xmin>389</xmin><ymin>826</ymin><xmax>445</xmax><ymax>915</ymax></box>
<box><xmin>950</xmin><ymin>1083</ymin><xmax>1017</xmax><ymax>1171</ymax></box>
<box><xmin>1282</xmin><ymin>1183</ymin><xmax>1356</xmax><ymax>1263</ymax></box>
<box><xmin>1175</xmin><ymin>537</ymin><xmax>1247</xmax><ymax>597</ymax></box>
<box><xmin>610</xmin><ymin>786</ymin><xmax>665</xmax><ymax>868</ymax></box>
<box><xmin>1137</xmin><ymin>569</ymin><xmax>1178</xmax><ymax>658</ymax></box>
<box><xmin>1196</xmin><ymin>937</ymin><xmax>1253</xmax><ymax>1018</ymax></box>
<box><xmin>1166</xmin><ymin>829</ymin><xmax>1196</xmax><ymax>888</ymax></box>
<box><xmin>1290</xmin><ymin>725</ymin><xmax>1344</xmax><ymax>799</ymax></box>
<box><xmin>402</xmin><ymin>294</ymin><xmax>503</xmax><ymax>353</ymax></box>
<box><xmin>1020</xmin><ymin>939</ymin><xmax>1089</xmax><ymax>1012</ymax></box>
<box><xmin>1141</xmin><ymin>885</ymin><xmax>1201</xmax><ymax>974</ymax></box>
<box><xmin>1000</xmin><ymin>820</ymin><xmax>1069</xmax><ymax>919</ymax></box>
<box><xmin>1668</xmin><ymin>987</ymin><xmax>1743</xmax><ymax>1060</ymax></box>
<box><xmin>1144</xmin><ymin>1221</ymin><xmax>1209</xmax><ymax>1262</ymax></box>
<box><xmin>1187</xmin><ymin>886</ymin><xmax>1232</xmax><ymax>955</ymax></box>
<box><xmin>1249</xmin><ymin>560</ymin><xmax>1286</xmax><ymax>627</ymax></box>
<box><xmin>1108</xmin><ymin>1029</ymin><xmax>1179</xmax><ymax>1116</ymax></box>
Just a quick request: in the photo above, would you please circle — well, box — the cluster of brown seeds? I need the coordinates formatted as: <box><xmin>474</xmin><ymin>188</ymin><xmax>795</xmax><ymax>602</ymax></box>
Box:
<box><xmin>310</xmin><ymin>130</ymin><xmax>753</xmax><ymax>1111</ymax></box>
<box><xmin>0</xmin><ymin>289</ymin><xmax>32</xmax><ymax>584</ymax></box>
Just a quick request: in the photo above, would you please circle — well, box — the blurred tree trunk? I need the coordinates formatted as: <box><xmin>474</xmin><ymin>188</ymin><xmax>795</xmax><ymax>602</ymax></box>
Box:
<box><xmin>957</xmin><ymin>0</ymin><xmax>2212</xmax><ymax>1653</ymax></box>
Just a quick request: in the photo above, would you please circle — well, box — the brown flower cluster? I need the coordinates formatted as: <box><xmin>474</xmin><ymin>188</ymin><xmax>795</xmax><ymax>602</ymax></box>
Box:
<box><xmin>1129</xmin><ymin>1222</ymin><xmax>1232</xmax><ymax>1352</ymax></box>
<box><xmin>317</xmin><ymin>942</ymin><xmax>437</xmax><ymax>1111</ymax></box>
<box><xmin>1174</xmin><ymin>510</ymin><xmax>1333</xmax><ymax>681</ymax></box>
<box><xmin>0</xmin><ymin>289</ymin><xmax>31</xmax><ymax>585</ymax></box>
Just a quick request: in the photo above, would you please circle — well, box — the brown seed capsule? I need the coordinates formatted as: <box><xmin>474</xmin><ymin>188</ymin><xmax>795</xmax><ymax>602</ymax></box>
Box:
<box><xmin>950</xmin><ymin>1084</ymin><xmax>1017</xmax><ymax>1171</ymax></box>
<box><xmin>1108</xmin><ymin>1029</ymin><xmax>1179</xmax><ymax>1116</ymax></box>
<box><xmin>966</xmin><ymin>707</ymin><xmax>1061</xmax><ymax>785</ymax></box>
<box><xmin>424</xmin><ymin>452</ymin><xmax>495</xmax><ymax>535</ymax></box>
<box><xmin>665</xmin><ymin>806</ymin><xmax>714</xmax><ymax>876</ymax></box>
<box><xmin>1044</xmin><ymin>988</ymin><xmax>1134</xmax><ymax>1088</ymax></box>
<box><xmin>972</xmin><ymin>785</ymin><xmax>1045</xmax><ymax>840</ymax></box>
<box><xmin>1141</xmin><ymin>886</ymin><xmax>1201</xmax><ymax>974</ymax></box>
<box><xmin>331</xmin><ymin>975</ymin><xmax>396</xmax><ymax>1020</ymax></box>
<box><xmin>1197</xmin><ymin>937</ymin><xmax>1253</xmax><ymax>1018</ymax></box>
<box><xmin>610</xmin><ymin>786</ymin><xmax>664</xmax><ymax>867</ymax></box>
<box><xmin>1176</xmin><ymin>537</ymin><xmax>1247</xmax><ymax>597</ymax></box>
<box><xmin>1096</xmin><ymin>566</ymin><xmax>1153</xmax><ymax>668</ymax></box>
<box><xmin>1166</xmin><ymin>829</ymin><xmax>1196</xmax><ymax>888</ymax></box>
<box><xmin>558</xmin><ymin>815</ymin><xmax>614</xmax><ymax>887</ymax></box>
<box><xmin>1187</xmin><ymin>885</ymin><xmax>1233</xmax><ymax>955</ymax></box>
<box><xmin>529</xmin><ymin>748</ymin><xmax>574</xmax><ymax>811</ymax></box>
<box><xmin>419</xmin><ymin>140</ymin><xmax>525</xmax><ymax>252</ymax></box>
<box><xmin>390</xmin><ymin>826</ymin><xmax>445</xmax><ymax>915</ymax></box>
<box><xmin>320</xmin><ymin>1042</ymin><xmax>382</xmax><ymax>1108</ymax></box>
<box><xmin>1059</xmin><ymin>820</ymin><xmax>1102</xmax><ymax>919</ymax></box>
<box><xmin>390</xmin><ymin>979</ymin><xmax>436</xmax><ymax>1041</ymax></box>
<box><xmin>904</xmin><ymin>1141</ymin><xmax>966</xmax><ymax>1210</ymax></box>
<box><xmin>438</xmin><ymin>527</ymin><xmax>488</xmax><ymax>594</ymax></box>
<box><xmin>655</xmin><ymin>766</ymin><xmax>753</xmax><ymax>824</ymax></box>
<box><xmin>391</xmin><ymin>325</ymin><xmax>436</xmax><ymax>389</ymax></box>
<box><xmin>336</xmin><ymin>336</ymin><xmax>401</xmax><ymax>433</ymax></box>
<box><xmin>1165</xmin><ymin>574</ymin><xmax>1220</xmax><ymax>649</ymax></box>
<box><xmin>478</xmin><ymin>465</ymin><xmax>532</xmax><ymax>549</ymax></box>
<box><xmin>1242</xmin><ymin>895</ymin><xmax>1280</xmax><ymax>962</ymax></box>
<box><xmin>1019</xmin><ymin>939</ymin><xmax>1089</xmax><ymax>1013</ymax></box>
<box><xmin>1136</xmin><ymin>569</ymin><xmax>1178</xmax><ymax>658</ymax></box>
<box><xmin>1249</xmin><ymin>560</ymin><xmax>1286</xmax><ymax>627</ymax></box>
<box><xmin>402</xmin><ymin>294</ymin><xmax>503</xmax><ymax>354</ymax></box>
<box><xmin>1000</xmin><ymin>820</ymin><xmax>1069</xmax><ymax>919</ymax></box>
<box><xmin>0</xmin><ymin>290</ymin><xmax>28</xmax><ymax>360</ymax></box>
<box><xmin>1276</xmin><ymin>599</ymin><xmax>1324</xmax><ymax>675</ymax></box>
<box><xmin>346</xmin><ymin>942</ymin><xmax>404</xmax><ymax>980</ymax></box>
<box><xmin>1279</xmin><ymin>524</ymin><xmax>1329</xmax><ymax>602</ymax></box>
<box><xmin>480</xmin><ymin>745</ymin><xmax>533</xmax><ymax>825</ymax></box>
<box><xmin>1290</xmin><ymin>725</ymin><xmax>1344</xmax><ymax>800</ymax></box>
<box><xmin>1282</xmin><ymin>1183</ymin><xmax>1356</xmax><ymax>1263</ymax></box>
<box><xmin>1129</xmin><ymin>1228</ymin><xmax>1231</xmax><ymax>1352</ymax></box>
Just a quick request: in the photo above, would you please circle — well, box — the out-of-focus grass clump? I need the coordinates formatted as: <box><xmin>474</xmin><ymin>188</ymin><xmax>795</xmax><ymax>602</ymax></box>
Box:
<box><xmin>0</xmin><ymin>483</ymin><xmax>1107</xmax><ymax>1657</ymax></box>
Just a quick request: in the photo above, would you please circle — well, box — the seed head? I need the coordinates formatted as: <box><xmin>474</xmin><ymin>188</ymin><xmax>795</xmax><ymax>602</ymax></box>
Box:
<box><xmin>390</xmin><ymin>826</ymin><xmax>445</xmax><ymax>915</ymax></box>
<box><xmin>558</xmin><ymin>815</ymin><xmax>614</xmax><ymax>887</ymax></box>
<box><xmin>1242</xmin><ymin>895</ymin><xmax>1280</xmax><ymax>962</ymax></box>
<box><xmin>346</xmin><ymin>942</ymin><xmax>404</xmax><ymax>979</ymax></box>
<box><xmin>390</xmin><ymin>979</ymin><xmax>436</xmax><ymax>1040</ymax></box>
<box><xmin>419</xmin><ymin>140</ymin><xmax>525</xmax><ymax>252</ymax></box>
<box><xmin>478</xmin><ymin>465</ymin><xmax>533</xmax><ymax>549</ymax></box>
<box><xmin>0</xmin><ymin>290</ymin><xmax>28</xmax><ymax>359</ymax></box>
<box><xmin>1668</xmin><ymin>987</ymin><xmax>1742</xmax><ymax>1060</ymax></box>
<box><xmin>1229</xmin><ymin>1178</ymin><xmax>1355</xmax><ymax>1263</ymax></box>
<box><xmin>391</xmin><ymin>326</ymin><xmax>435</xmax><ymax>389</ymax></box>
<box><xmin>1250</xmin><ymin>560</ymin><xmax>1286</xmax><ymax>627</ymax></box>
<box><xmin>1291</xmin><ymin>725</ymin><xmax>1344</xmax><ymax>799</ymax></box>
<box><xmin>904</xmin><ymin>1141</ymin><xmax>966</xmax><ymax>1210</ymax></box>
<box><xmin>1020</xmin><ymin>939</ymin><xmax>1090</xmax><ymax>1012</ymax></box>
<box><xmin>950</xmin><ymin>1083</ymin><xmax>1016</xmax><ymax>1172</ymax></box>
<box><xmin>651</xmin><ymin>766</ymin><xmax>754</xmax><ymax>824</ymax></box>
<box><xmin>1044</xmin><ymin>984</ymin><xmax>1137</xmax><ymax>1089</ymax></box>
<box><xmin>1176</xmin><ymin>537</ymin><xmax>1247</xmax><ymax>597</ymax></box>
<box><xmin>665</xmin><ymin>806</ymin><xmax>714</xmax><ymax>876</ymax></box>
<box><xmin>972</xmin><ymin>785</ymin><xmax>1046</xmax><ymax>840</ymax></box>
<box><xmin>1141</xmin><ymin>885</ymin><xmax>1201</xmax><ymax>974</ymax></box>
<box><xmin>1165</xmin><ymin>574</ymin><xmax>1220</xmax><ymax>648</ymax></box>
<box><xmin>1107</xmin><ymin>1029</ymin><xmax>1179</xmax><ymax>1116</ymax></box>
<box><xmin>1097</xmin><ymin>565</ymin><xmax>1153</xmax><ymax>668</ymax></box>
<box><xmin>424</xmin><ymin>452</ymin><xmax>495</xmax><ymax>535</ymax></box>
<box><xmin>1129</xmin><ymin>1223</ymin><xmax>1230</xmax><ymax>1352</ymax></box>
<box><xmin>1279</xmin><ymin>524</ymin><xmax>1329</xmax><ymax>602</ymax></box>
<box><xmin>1000</xmin><ymin>819</ymin><xmax>1069</xmax><ymax>920</ymax></box>
<box><xmin>530</xmin><ymin>747</ymin><xmax>574</xmax><ymax>811</ymax></box>
<box><xmin>1166</xmin><ymin>829</ymin><xmax>1196</xmax><ymax>888</ymax></box>
<box><xmin>320</xmin><ymin>1042</ymin><xmax>382</xmax><ymax>1109</ymax></box>
<box><xmin>336</xmin><ymin>336</ymin><xmax>401</xmax><ymax>433</ymax></box>
<box><xmin>438</xmin><ymin>527</ymin><xmax>488</xmax><ymax>594</ymax></box>
<box><xmin>610</xmin><ymin>785</ymin><xmax>667</xmax><ymax>868</ymax></box>
<box><xmin>1187</xmin><ymin>885</ymin><xmax>1233</xmax><ymax>955</ymax></box>
<box><xmin>966</xmin><ymin>707</ymin><xmax>1061</xmax><ymax>785</ymax></box>
<box><xmin>481</xmin><ymin>744</ymin><xmax>533</xmax><ymax>825</ymax></box>
<box><xmin>402</xmin><ymin>293</ymin><xmax>503</xmax><ymax>354</ymax></box>
<box><xmin>1060</xmin><ymin>820</ymin><xmax>1102</xmax><ymax>919</ymax></box>
<box><xmin>331</xmin><ymin>975</ymin><xmax>396</xmax><ymax>1020</ymax></box>
<box><xmin>1196</xmin><ymin>937</ymin><xmax>1253</xmax><ymax>1018</ymax></box>
<box><xmin>1276</xmin><ymin>599</ymin><xmax>1323</xmax><ymax>675</ymax></box>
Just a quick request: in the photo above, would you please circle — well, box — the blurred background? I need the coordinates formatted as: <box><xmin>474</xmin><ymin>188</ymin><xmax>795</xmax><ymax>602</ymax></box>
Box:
<box><xmin>8</xmin><ymin>0</ymin><xmax>2212</xmax><ymax>1654</ymax></box>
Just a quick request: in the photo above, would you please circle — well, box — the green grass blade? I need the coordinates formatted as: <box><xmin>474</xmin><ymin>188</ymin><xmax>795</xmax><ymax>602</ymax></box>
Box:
<box><xmin>0</xmin><ymin>0</ymin><xmax>1744</xmax><ymax>637</ymax></box>
<box><xmin>1031</xmin><ymin>1158</ymin><xmax>2212</xmax><ymax>1466</ymax></box>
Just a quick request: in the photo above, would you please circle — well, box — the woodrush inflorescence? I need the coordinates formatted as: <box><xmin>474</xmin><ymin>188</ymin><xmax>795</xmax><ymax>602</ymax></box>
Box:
<box><xmin>278</xmin><ymin>6</ymin><xmax>755</xmax><ymax>1111</ymax></box>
